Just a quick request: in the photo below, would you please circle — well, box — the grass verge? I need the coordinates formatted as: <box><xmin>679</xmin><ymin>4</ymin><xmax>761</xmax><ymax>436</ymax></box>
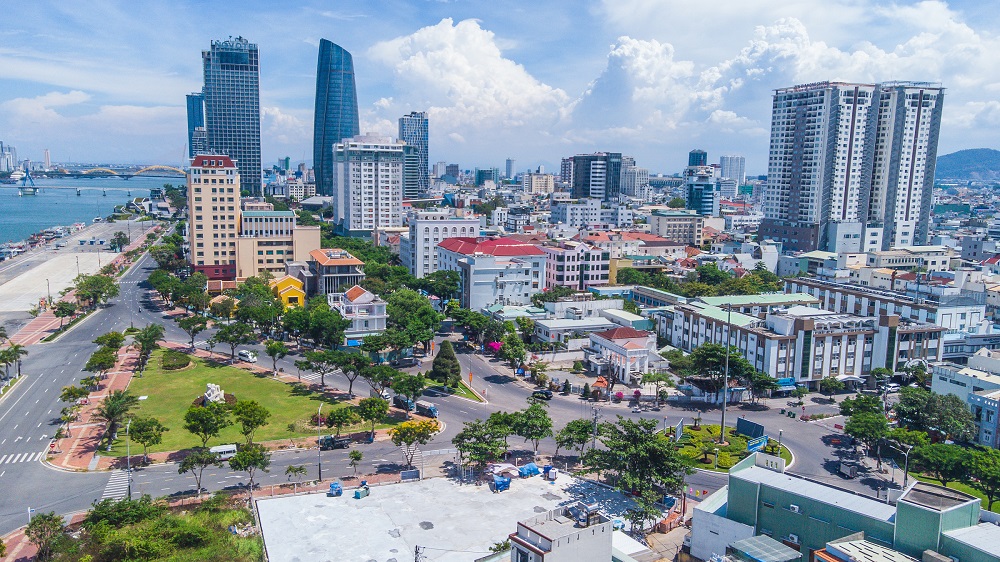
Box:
<box><xmin>101</xmin><ymin>349</ymin><xmax>398</xmax><ymax>456</ymax></box>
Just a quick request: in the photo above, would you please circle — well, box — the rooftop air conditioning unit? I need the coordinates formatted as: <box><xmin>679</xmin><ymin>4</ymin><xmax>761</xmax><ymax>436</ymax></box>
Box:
<box><xmin>787</xmin><ymin>534</ymin><xmax>799</xmax><ymax>544</ymax></box>
<box><xmin>788</xmin><ymin>504</ymin><xmax>800</xmax><ymax>514</ymax></box>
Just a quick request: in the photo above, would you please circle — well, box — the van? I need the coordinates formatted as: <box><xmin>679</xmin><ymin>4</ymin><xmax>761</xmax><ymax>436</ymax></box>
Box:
<box><xmin>209</xmin><ymin>444</ymin><xmax>238</xmax><ymax>461</ymax></box>
<box><xmin>237</xmin><ymin>350</ymin><xmax>257</xmax><ymax>363</ymax></box>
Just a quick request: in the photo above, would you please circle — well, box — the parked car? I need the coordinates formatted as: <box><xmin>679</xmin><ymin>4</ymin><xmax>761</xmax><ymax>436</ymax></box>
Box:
<box><xmin>392</xmin><ymin>357</ymin><xmax>420</xmax><ymax>368</ymax></box>
<box><xmin>319</xmin><ymin>435</ymin><xmax>351</xmax><ymax>450</ymax></box>
<box><xmin>209</xmin><ymin>444</ymin><xmax>238</xmax><ymax>461</ymax></box>
<box><xmin>531</xmin><ymin>390</ymin><xmax>553</xmax><ymax>400</ymax></box>
<box><xmin>886</xmin><ymin>383</ymin><xmax>901</xmax><ymax>393</ymax></box>
<box><xmin>237</xmin><ymin>350</ymin><xmax>258</xmax><ymax>363</ymax></box>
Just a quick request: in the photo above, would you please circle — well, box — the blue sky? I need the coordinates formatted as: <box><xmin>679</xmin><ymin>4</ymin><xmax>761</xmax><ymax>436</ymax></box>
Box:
<box><xmin>2</xmin><ymin>0</ymin><xmax>999</xmax><ymax>175</ymax></box>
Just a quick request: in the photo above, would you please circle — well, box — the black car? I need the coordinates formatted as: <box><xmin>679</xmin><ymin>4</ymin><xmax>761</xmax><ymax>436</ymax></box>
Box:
<box><xmin>531</xmin><ymin>390</ymin><xmax>553</xmax><ymax>400</ymax></box>
<box><xmin>392</xmin><ymin>357</ymin><xmax>420</xmax><ymax>368</ymax></box>
<box><xmin>319</xmin><ymin>436</ymin><xmax>351</xmax><ymax>450</ymax></box>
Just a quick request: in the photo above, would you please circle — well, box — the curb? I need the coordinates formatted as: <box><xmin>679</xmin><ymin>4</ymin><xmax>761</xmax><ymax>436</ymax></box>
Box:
<box><xmin>0</xmin><ymin>374</ymin><xmax>24</xmax><ymax>404</ymax></box>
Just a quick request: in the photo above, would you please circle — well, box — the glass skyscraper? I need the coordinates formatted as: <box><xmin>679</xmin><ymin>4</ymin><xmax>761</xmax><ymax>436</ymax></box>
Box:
<box><xmin>314</xmin><ymin>39</ymin><xmax>360</xmax><ymax>197</ymax></box>
<box><xmin>202</xmin><ymin>36</ymin><xmax>261</xmax><ymax>195</ymax></box>
<box><xmin>185</xmin><ymin>93</ymin><xmax>205</xmax><ymax>159</ymax></box>
<box><xmin>398</xmin><ymin>111</ymin><xmax>428</xmax><ymax>198</ymax></box>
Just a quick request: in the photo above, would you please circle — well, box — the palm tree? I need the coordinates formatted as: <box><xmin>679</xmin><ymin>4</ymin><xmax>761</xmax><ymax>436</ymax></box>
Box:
<box><xmin>92</xmin><ymin>390</ymin><xmax>139</xmax><ymax>446</ymax></box>
<box><xmin>0</xmin><ymin>325</ymin><xmax>8</xmax><ymax>344</ymax></box>
<box><xmin>0</xmin><ymin>348</ymin><xmax>11</xmax><ymax>379</ymax></box>
<box><xmin>6</xmin><ymin>344</ymin><xmax>27</xmax><ymax>377</ymax></box>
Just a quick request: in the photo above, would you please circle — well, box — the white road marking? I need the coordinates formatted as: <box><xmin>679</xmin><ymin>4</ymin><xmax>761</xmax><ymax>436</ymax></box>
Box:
<box><xmin>36</xmin><ymin>423</ymin><xmax>41</xmax><ymax>428</ymax></box>
<box><xmin>0</xmin><ymin>455</ymin><xmax>7</xmax><ymax>464</ymax></box>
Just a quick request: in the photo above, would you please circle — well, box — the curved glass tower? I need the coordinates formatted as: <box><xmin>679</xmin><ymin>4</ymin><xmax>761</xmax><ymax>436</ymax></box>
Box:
<box><xmin>314</xmin><ymin>39</ymin><xmax>360</xmax><ymax>197</ymax></box>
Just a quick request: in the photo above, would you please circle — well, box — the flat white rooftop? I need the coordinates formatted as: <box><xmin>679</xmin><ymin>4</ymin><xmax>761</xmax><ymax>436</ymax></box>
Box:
<box><xmin>256</xmin><ymin>474</ymin><xmax>640</xmax><ymax>562</ymax></box>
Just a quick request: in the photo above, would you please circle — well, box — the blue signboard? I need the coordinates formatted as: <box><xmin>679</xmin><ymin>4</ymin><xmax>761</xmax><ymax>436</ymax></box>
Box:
<box><xmin>747</xmin><ymin>435</ymin><xmax>769</xmax><ymax>453</ymax></box>
<box><xmin>735</xmin><ymin>418</ymin><xmax>765</xmax><ymax>439</ymax></box>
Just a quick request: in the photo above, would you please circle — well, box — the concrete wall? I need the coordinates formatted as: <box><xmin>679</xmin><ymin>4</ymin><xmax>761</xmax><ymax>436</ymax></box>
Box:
<box><xmin>690</xmin><ymin>489</ymin><xmax>754</xmax><ymax>561</ymax></box>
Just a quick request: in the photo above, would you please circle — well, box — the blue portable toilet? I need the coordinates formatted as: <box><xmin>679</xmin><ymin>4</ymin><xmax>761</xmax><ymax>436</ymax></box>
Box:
<box><xmin>493</xmin><ymin>475</ymin><xmax>511</xmax><ymax>492</ymax></box>
<box><xmin>518</xmin><ymin>463</ymin><xmax>541</xmax><ymax>478</ymax></box>
<box><xmin>328</xmin><ymin>482</ymin><xmax>343</xmax><ymax>497</ymax></box>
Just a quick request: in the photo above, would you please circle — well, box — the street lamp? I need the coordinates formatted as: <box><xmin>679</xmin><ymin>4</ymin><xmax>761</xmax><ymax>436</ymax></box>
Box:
<box><xmin>46</xmin><ymin>278</ymin><xmax>51</xmax><ymax>309</ymax></box>
<box><xmin>317</xmin><ymin>404</ymin><xmax>324</xmax><ymax>482</ymax></box>
<box><xmin>719</xmin><ymin>304</ymin><xmax>732</xmax><ymax>444</ymax></box>
<box><xmin>778</xmin><ymin>429</ymin><xmax>783</xmax><ymax>457</ymax></box>
<box><xmin>901</xmin><ymin>444</ymin><xmax>914</xmax><ymax>488</ymax></box>
<box><xmin>714</xmin><ymin>447</ymin><xmax>720</xmax><ymax>469</ymax></box>
<box><xmin>126</xmin><ymin>418</ymin><xmax>133</xmax><ymax>500</ymax></box>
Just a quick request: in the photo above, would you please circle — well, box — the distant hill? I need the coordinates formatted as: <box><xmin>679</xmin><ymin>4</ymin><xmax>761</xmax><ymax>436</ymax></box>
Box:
<box><xmin>936</xmin><ymin>148</ymin><xmax>1000</xmax><ymax>181</ymax></box>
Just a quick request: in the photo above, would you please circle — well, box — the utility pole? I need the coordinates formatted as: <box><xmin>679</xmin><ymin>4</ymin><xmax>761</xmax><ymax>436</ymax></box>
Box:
<box><xmin>317</xmin><ymin>404</ymin><xmax>324</xmax><ymax>482</ymax></box>
<box><xmin>591</xmin><ymin>406</ymin><xmax>601</xmax><ymax>451</ymax></box>
<box><xmin>126</xmin><ymin>418</ymin><xmax>133</xmax><ymax>500</ymax></box>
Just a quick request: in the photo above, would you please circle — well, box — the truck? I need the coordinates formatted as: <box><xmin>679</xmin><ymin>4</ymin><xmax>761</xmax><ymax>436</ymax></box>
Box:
<box><xmin>319</xmin><ymin>435</ymin><xmax>351</xmax><ymax>450</ymax></box>
<box><xmin>370</xmin><ymin>388</ymin><xmax>391</xmax><ymax>401</ymax></box>
<box><xmin>415</xmin><ymin>400</ymin><xmax>438</xmax><ymax>418</ymax></box>
<box><xmin>393</xmin><ymin>395</ymin><xmax>415</xmax><ymax>411</ymax></box>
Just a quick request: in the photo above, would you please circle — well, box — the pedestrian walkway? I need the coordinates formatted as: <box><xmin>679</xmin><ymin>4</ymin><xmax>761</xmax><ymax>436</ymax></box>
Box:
<box><xmin>0</xmin><ymin>451</ymin><xmax>46</xmax><ymax>464</ymax></box>
<box><xmin>101</xmin><ymin>469</ymin><xmax>130</xmax><ymax>500</ymax></box>
<box><xmin>8</xmin><ymin>290</ymin><xmax>80</xmax><ymax>346</ymax></box>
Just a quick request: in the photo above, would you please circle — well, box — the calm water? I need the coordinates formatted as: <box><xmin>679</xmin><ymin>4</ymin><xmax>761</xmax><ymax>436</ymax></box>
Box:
<box><xmin>0</xmin><ymin>176</ymin><xmax>177</xmax><ymax>243</ymax></box>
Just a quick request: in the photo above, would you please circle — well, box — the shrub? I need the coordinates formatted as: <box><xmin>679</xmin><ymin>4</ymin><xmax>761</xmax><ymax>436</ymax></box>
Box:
<box><xmin>161</xmin><ymin>349</ymin><xmax>191</xmax><ymax>371</ymax></box>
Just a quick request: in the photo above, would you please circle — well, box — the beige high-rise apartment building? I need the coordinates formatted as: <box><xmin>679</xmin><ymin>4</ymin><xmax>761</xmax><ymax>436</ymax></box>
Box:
<box><xmin>188</xmin><ymin>154</ymin><xmax>241</xmax><ymax>279</ymax></box>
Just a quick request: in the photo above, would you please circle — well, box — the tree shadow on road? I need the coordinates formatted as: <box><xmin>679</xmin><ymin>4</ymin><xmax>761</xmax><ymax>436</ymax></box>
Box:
<box><xmin>485</xmin><ymin>374</ymin><xmax>515</xmax><ymax>384</ymax></box>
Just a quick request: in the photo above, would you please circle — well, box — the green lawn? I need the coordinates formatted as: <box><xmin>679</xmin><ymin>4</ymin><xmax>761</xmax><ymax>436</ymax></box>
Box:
<box><xmin>103</xmin><ymin>349</ymin><xmax>395</xmax><ymax>456</ymax></box>
<box><xmin>676</xmin><ymin>424</ymin><xmax>792</xmax><ymax>471</ymax></box>
<box><xmin>453</xmin><ymin>379</ymin><xmax>484</xmax><ymax>402</ymax></box>
<box><xmin>910</xmin><ymin>473</ymin><xmax>999</xmax><ymax>513</ymax></box>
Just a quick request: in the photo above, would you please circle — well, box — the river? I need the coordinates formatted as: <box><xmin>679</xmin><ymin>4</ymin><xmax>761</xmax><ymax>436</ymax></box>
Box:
<box><xmin>0</xmin><ymin>176</ymin><xmax>180</xmax><ymax>243</ymax></box>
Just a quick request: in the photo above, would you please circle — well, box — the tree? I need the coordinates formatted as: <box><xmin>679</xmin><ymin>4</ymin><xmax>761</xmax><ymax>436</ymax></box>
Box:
<box><xmin>85</xmin><ymin>347</ymin><xmax>118</xmax><ymax>378</ymax></box>
<box><xmin>419</xmin><ymin>270</ymin><xmax>461</xmax><ymax>300</ymax></box>
<box><xmin>513</xmin><ymin>403</ymin><xmax>553</xmax><ymax>456</ymax></box>
<box><xmin>110</xmin><ymin>230</ymin><xmax>130</xmax><ymax>252</ymax></box>
<box><xmin>361</xmin><ymin>364</ymin><xmax>399</xmax><ymax>396</ymax></box>
<box><xmin>967</xmin><ymin>448</ymin><xmax>1000</xmax><ymax>511</ymax></box>
<box><xmin>349</xmin><ymin>449</ymin><xmax>364</xmax><ymax>476</ymax></box>
<box><xmin>887</xmin><ymin>427</ymin><xmax>930</xmax><ymax>449</ymax></box>
<box><xmin>528</xmin><ymin>361</ymin><xmax>549</xmax><ymax>387</ymax></box>
<box><xmin>130</xmin><ymin>417</ymin><xmax>168</xmax><ymax>463</ymax></box>
<box><xmin>230</xmin><ymin>444</ymin><xmax>271</xmax><ymax>497</ymax></box>
<box><xmin>133</xmin><ymin>323</ymin><xmax>165</xmax><ymax>371</ymax></box>
<box><xmin>357</xmin><ymin>397</ymin><xmax>390</xmax><ymax>439</ymax></box>
<box><xmin>870</xmin><ymin>367</ymin><xmax>892</xmax><ymax>388</ymax></box>
<box><xmin>210</xmin><ymin>296</ymin><xmax>237</xmax><ymax>325</ymax></box>
<box><xmin>819</xmin><ymin>377</ymin><xmax>846</xmax><ymax>400</ymax></box>
<box><xmin>555</xmin><ymin>418</ymin><xmax>593</xmax><ymax>459</ymax></box>
<box><xmin>515</xmin><ymin>316</ymin><xmax>536</xmax><ymax>340</ymax></box>
<box><xmin>302</xmin><ymin>349</ymin><xmax>338</xmax><ymax>387</ymax></box>
<box><xmin>93</xmin><ymin>390</ymin><xmax>140</xmax><ymax>446</ymax></box>
<box><xmin>392</xmin><ymin>373</ymin><xmax>427</xmax><ymax>418</ymax></box>
<box><xmin>214</xmin><ymin>322</ymin><xmax>256</xmax><ymax>362</ymax></box>
<box><xmin>844</xmin><ymin>412</ymin><xmax>889</xmax><ymax>457</ymax></box>
<box><xmin>683</xmin><ymin>343</ymin><xmax>756</xmax><ymax>394</ymax></box>
<box><xmin>177</xmin><ymin>315</ymin><xmax>209</xmax><ymax>351</ymax></box>
<box><xmin>790</xmin><ymin>385</ymin><xmax>809</xmax><ymax>404</ymax></box>
<box><xmin>386</xmin><ymin>288</ymin><xmax>442</xmax><ymax>353</ymax></box>
<box><xmin>894</xmin><ymin>387</ymin><xmax>976</xmax><ymax>441</ymax></box>
<box><xmin>308</xmin><ymin>306</ymin><xmax>351</xmax><ymax>349</ymax></box>
<box><xmin>264</xmin><ymin>340</ymin><xmax>289</xmax><ymax>376</ymax></box>
<box><xmin>581</xmin><ymin>382</ymin><xmax>591</xmax><ymax>399</ymax></box>
<box><xmin>695</xmin><ymin>263</ymin><xmax>731</xmax><ymax>285</ymax></box>
<box><xmin>326</xmin><ymin>407</ymin><xmax>360</xmax><ymax>437</ymax></box>
<box><xmin>500</xmin><ymin>332</ymin><xmax>526</xmax><ymax>369</ymax></box>
<box><xmin>3</xmin><ymin>343</ymin><xmax>28</xmax><ymax>378</ymax></box>
<box><xmin>53</xmin><ymin>300</ymin><xmax>77</xmax><ymax>328</ymax></box>
<box><xmin>452</xmin><ymin>418</ymin><xmax>510</xmax><ymax>473</ymax></box>
<box><xmin>331</xmin><ymin>350</ymin><xmax>369</xmax><ymax>396</ymax></box>
<box><xmin>178</xmin><ymin>449</ymin><xmax>223</xmax><ymax>497</ymax></box>
<box><xmin>428</xmin><ymin>340</ymin><xmax>461</xmax><ymax>387</ymax></box>
<box><xmin>745</xmin><ymin>371</ymin><xmax>779</xmax><ymax>405</ymax></box>
<box><xmin>232</xmin><ymin>400</ymin><xmax>271</xmax><ymax>446</ymax></box>
<box><xmin>285</xmin><ymin>464</ymin><xmax>308</xmax><ymax>493</ymax></box>
<box><xmin>840</xmin><ymin>394</ymin><xmax>884</xmax><ymax>417</ymax></box>
<box><xmin>388</xmin><ymin>419</ymin><xmax>439</xmax><ymax>468</ymax></box>
<box><xmin>581</xmin><ymin>416</ymin><xmax>687</xmax><ymax>504</ymax></box>
<box><xmin>561</xmin><ymin>379</ymin><xmax>572</xmax><ymax>394</ymax></box>
<box><xmin>666</xmin><ymin>197</ymin><xmax>686</xmax><ymax>208</ymax></box>
<box><xmin>74</xmin><ymin>273</ymin><xmax>120</xmax><ymax>309</ymax></box>
<box><xmin>25</xmin><ymin>511</ymin><xmax>64</xmax><ymax>560</ymax></box>
<box><xmin>183</xmin><ymin>402</ymin><xmax>232</xmax><ymax>448</ymax></box>
<box><xmin>914</xmin><ymin>443</ymin><xmax>968</xmax><ymax>488</ymax></box>
<box><xmin>59</xmin><ymin>385</ymin><xmax>88</xmax><ymax>404</ymax></box>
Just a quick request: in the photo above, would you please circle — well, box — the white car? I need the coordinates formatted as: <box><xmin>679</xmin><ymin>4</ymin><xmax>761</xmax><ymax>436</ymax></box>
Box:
<box><xmin>886</xmin><ymin>383</ymin><xmax>900</xmax><ymax>393</ymax></box>
<box><xmin>237</xmin><ymin>350</ymin><xmax>258</xmax><ymax>363</ymax></box>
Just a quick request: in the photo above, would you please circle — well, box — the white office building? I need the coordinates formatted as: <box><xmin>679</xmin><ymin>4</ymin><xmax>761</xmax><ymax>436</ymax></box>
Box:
<box><xmin>398</xmin><ymin>209</ymin><xmax>480</xmax><ymax>279</ymax></box>
<box><xmin>719</xmin><ymin>155</ymin><xmax>746</xmax><ymax>185</ymax></box>
<box><xmin>437</xmin><ymin>237</ymin><xmax>546</xmax><ymax>311</ymax></box>
<box><xmin>760</xmin><ymin>81</ymin><xmax>944</xmax><ymax>253</ymax></box>
<box><xmin>331</xmin><ymin>134</ymin><xmax>404</xmax><ymax>236</ymax></box>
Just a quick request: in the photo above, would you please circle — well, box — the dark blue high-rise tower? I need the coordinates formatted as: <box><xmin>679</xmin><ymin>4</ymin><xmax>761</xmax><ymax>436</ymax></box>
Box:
<box><xmin>314</xmin><ymin>39</ymin><xmax>360</xmax><ymax>197</ymax></box>
<box><xmin>185</xmin><ymin>93</ymin><xmax>205</xmax><ymax>159</ymax></box>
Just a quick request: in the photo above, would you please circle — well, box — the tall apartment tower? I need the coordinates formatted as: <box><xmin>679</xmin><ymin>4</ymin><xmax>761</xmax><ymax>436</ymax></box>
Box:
<box><xmin>760</xmin><ymin>81</ymin><xmax>944</xmax><ymax>252</ymax></box>
<box><xmin>398</xmin><ymin>111</ymin><xmax>428</xmax><ymax>198</ymax></box>
<box><xmin>719</xmin><ymin>155</ymin><xmax>746</xmax><ymax>185</ymax></box>
<box><xmin>571</xmin><ymin>152</ymin><xmax>622</xmax><ymax>202</ymax></box>
<box><xmin>505</xmin><ymin>158</ymin><xmax>515</xmax><ymax>179</ymax></box>
<box><xmin>331</xmin><ymin>134</ymin><xmax>404</xmax><ymax>237</ymax></box>
<box><xmin>43</xmin><ymin>149</ymin><xmax>51</xmax><ymax>170</ymax></box>
<box><xmin>185</xmin><ymin>93</ymin><xmax>205</xmax><ymax>159</ymax></box>
<box><xmin>202</xmin><ymin>37</ymin><xmax>261</xmax><ymax>195</ymax></box>
<box><xmin>314</xmin><ymin>39</ymin><xmax>361</xmax><ymax>197</ymax></box>
<box><xmin>187</xmin><ymin>154</ymin><xmax>241</xmax><ymax>280</ymax></box>
<box><xmin>688</xmin><ymin>149</ymin><xmax>707</xmax><ymax>167</ymax></box>
<box><xmin>560</xmin><ymin>157</ymin><xmax>574</xmax><ymax>186</ymax></box>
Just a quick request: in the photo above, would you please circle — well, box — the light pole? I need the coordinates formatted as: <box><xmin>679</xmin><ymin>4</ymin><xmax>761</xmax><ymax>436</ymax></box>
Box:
<box><xmin>76</xmin><ymin>255</ymin><xmax>80</xmax><ymax>277</ymax></box>
<box><xmin>126</xmin><ymin>418</ymin><xmax>133</xmax><ymax>500</ymax></box>
<box><xmin>719</xmin><ymin>304</ymin><xmax>732</xmax><ymax>444</ymax></box>
<box><xmin>777</xmin><ymin>429</ymin><xmax>783</xmax><ymax>457</ymax></box>
<box><xmin>317</xmin><ymin>404</ymin><xmax>323</xmax><ymax>482</ymax></box>
<box><xmin>46</xmin><ymin>278</ymin><xmax>51</xmax><ymax>309</ymax></box>
<box><xmin>714</xmin><ymin>447</ymin><xmax>720</xmax><ymax>469</ymax></box>
<box><xmin>902</xmin><ymin>444</ymin><xmax>914</xmax><ymax>488</ymax></box>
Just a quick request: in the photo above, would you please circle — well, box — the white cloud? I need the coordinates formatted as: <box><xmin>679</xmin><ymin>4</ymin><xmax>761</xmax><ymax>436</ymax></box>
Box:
<box><xmin>369</xmin><ymin>18</ymin><xmax>570</xmax><ymax>130</ymax></box>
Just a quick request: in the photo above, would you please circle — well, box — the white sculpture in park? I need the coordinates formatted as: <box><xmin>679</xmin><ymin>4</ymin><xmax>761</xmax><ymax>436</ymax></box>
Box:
<box><xmin>204</xmin><ymin>383</ymin><xmax>224</xmax><ymax>404</ymax></box>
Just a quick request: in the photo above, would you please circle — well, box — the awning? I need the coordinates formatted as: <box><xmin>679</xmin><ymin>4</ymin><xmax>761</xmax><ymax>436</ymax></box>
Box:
<box><xmin>776</xmin><ymin>385</ymin><xmax>797</xmax><ymax>392</ymax></box>
<box><xmin>836</xmin><ymin>375</ymin><xmax>866</xmax><ymax>383</ymax></box>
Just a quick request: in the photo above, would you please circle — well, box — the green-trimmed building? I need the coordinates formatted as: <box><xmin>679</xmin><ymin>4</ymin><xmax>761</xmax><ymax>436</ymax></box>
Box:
<box><xmin>691</xmin><ymin>453</ymin><xmax>999</xmax><ymax>562</ymax></box>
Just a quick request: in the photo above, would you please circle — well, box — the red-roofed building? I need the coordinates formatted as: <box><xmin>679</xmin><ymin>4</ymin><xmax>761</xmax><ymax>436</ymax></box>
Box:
<box><xmin>327</xmin><ymin>284</ymin><xmax>388</xmax><ymax>344</ymax></box>
<box><xmin>308</xmin><ymin>248</ymin><xmax>366</xmax><ymax>295</ymax></box>
<box><xmin>586</xmin><ymin>326</ymin><xmax>662</xmax><ymax>385</ymax></box>
<box><xmin>437</xmin><ymin>237</ymin><xmax>547</xmax><ymax>311</ymax></box>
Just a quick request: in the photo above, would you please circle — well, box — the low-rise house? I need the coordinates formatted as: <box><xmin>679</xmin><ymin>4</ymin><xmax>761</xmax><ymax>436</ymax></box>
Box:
<box><xmin>308</xmin><ymin>248</ymin><xmax>366</xmax><ymax>296</ymax></box>
<box><xmin>327</xmin><ymin>285</ymin><xmax>388</xmax><ymax>345</ymax></box>
<box><xmin>585</xmin><ymin>327</ymin><xmax>664</xmax><ymax>385</ymax></box>
<box><xmin>534</xmin><ymin>317</ymin><xmax>618</xmax><ymax>347</ymax></box>
<box><xmin>437</xmin><ymin>237</ymin><xmax>546</xmax><ymax>311</ymax></box>
<box><xmin>269</xmin><ymin>274</ymin><xmax>305</xmax><ymax>308</ymax></box>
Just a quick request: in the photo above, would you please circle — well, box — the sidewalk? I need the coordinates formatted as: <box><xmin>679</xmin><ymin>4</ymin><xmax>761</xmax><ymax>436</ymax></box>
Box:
<box><xmin>8</xmin><ymin>290</ymin><xmax>80</xmax><ymax>347</ymax></box>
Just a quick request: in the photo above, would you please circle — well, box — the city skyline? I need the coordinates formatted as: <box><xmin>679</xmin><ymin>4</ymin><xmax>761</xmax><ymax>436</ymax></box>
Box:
<box><xmin>1</xmin><ymin>1</ymin><xmax>998</xmax><ymax>173</ymax></box>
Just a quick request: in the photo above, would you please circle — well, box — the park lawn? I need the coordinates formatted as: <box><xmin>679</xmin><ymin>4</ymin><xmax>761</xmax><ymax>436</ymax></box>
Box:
<box><xmin>910</xmin><ymin>474</ymin><xmax>999</xmax><ymax>513</ymax></box>
<box><xmin>677</xmin><ymin>424</ymin><xmax>792</xmax><ymax>471</ymax></box>
<box><xmin>453</xmin><ymin>379</ymin><xmax>484</xmax><ymax>402</ymax></box>
<box><xmin>102</xmin><ymin>349</ymin><xmax>394</xmax><ymax>457</ymax></box>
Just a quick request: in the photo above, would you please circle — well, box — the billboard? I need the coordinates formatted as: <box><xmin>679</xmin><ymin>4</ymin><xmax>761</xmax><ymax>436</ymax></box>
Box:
<box><xmin>747</xmin><ymin>435</ymin><xmax>769</xmax><ymax>452</ymax></box>
<box><xmin>735</xmin><ymin>418</ymin><xmax>765</xmax><ymax>439</ymax></box>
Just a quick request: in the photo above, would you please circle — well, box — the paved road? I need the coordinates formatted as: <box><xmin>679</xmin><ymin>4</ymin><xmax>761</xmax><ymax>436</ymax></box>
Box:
<box><xmin>0</xmin><ymin>249</ymin><xmax>892</xmax><ymax>534</ymax></box>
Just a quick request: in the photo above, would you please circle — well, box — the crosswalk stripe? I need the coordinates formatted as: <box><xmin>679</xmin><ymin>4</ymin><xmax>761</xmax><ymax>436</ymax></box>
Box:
<box><xmin>101</xmin><ymin>470</ymin><xmax>131</xmax><ymax>499</ymax></box>
<box><xmin>0</xmin><ymin>455</ymin><xmax>6</xmax><ymax>464</ymax></box>
<box><xmin>9</xmin><ymin>454</ymin><xmax>22</xmax><ymax>464</ymax></box>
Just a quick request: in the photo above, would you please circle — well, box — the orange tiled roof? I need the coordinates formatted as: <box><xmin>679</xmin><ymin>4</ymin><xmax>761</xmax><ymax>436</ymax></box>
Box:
<box><xmin>344</xmin><ymin>285</ymin><xmax>368</xmax><ymax>302</ymax></box>
<box><xmin>309</xmin><ymin>248</ymin><xmax>364</xmax><ymax>266</ymax></box>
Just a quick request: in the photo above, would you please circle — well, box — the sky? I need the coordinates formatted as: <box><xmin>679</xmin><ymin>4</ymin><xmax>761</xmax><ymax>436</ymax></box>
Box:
<box><xmin>2</xmin><ymin>0</ymin><xmax>1000</xmax><ymax>176</ymax></box>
